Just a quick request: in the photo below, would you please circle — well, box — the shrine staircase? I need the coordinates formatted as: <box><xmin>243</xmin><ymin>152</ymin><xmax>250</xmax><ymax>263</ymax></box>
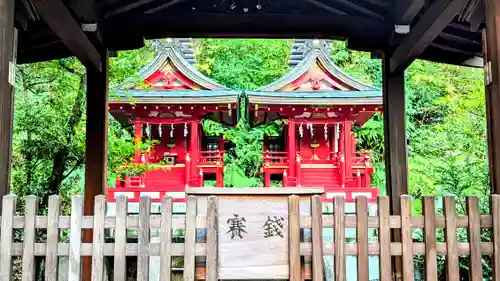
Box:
<box><xmin>299</xmin><ymin>168</ymin><xmax>341</xmax><ymax>188</ymax></box>
<box><xmin>144</xmin><ymin>168</ymin><xmax>186</xmax><ymax>189</ymax></box>
<box><xmin>298</xmin><ymin>168</ymin><xmax>377</xmax><ymax>202</ymax></box>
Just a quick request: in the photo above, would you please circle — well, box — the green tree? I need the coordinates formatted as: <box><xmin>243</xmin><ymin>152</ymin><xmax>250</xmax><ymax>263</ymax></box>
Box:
<box><xmin>11</xmin><ymin>46</ymin><xmax>152</xmax><ymax>209</ymax></box>
<box><xmin>196</xmin><ymin>39</ymin><xmax>290</xmax><ymax>89</ymax></box>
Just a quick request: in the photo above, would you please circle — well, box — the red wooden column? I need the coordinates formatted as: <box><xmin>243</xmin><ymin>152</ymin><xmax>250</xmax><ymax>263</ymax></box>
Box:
<box><xmin>190</xmin><ymin>120</ymin><xmax>200</xmax><ymax>186</ymax></box>
<box><xmin>217</xmin><ymin>136</ymin><xmax>224</xmax><ymax>187</ymax></box>
<box><xmin>343</xmin><ymin>119</ymin><xmax>352</xmax><ymax>185</ymax></box>
<box><xmin>287</xmin><ymin>119</ymin><xmax>297</xmax><ymax>186</ymax></box>
<box><xmin>0</xmin><ymin>0</ymin><xmax>15</xmax><ymax>204</ymax></box>
<box><xmin>82</xmin><ymin>49</ymin><xmax>109</xmax><ymax>281</ymax></box>
<box><xmin>133</xmin><ymin>121</ymin><xmax>142</xmax><ymax>162</ymax></box>
<box><xmin>338</xmin><ymin>123</ymin><xmax>345</xmax><ymax>186</ymax></box>
<box><xmin>485</xmin><ymin>0</ymin><xmax>500</xmax><ymax>194</ymax></box>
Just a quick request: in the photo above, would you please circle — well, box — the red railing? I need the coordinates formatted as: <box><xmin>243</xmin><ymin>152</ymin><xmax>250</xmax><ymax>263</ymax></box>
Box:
<box><xmin>115</xmin><ymin>175</ymin><xmax>145</xmax><ymax>189</ymax></box>
<box><xmin>198</xmin><ymin>150</ymin><xmax>224</xmax><ymax>166</ymax></box>
<box><xmin>352</xmin><ymin>151</ymin><xmax>372</xmax><ymax>166</ymax></box>
<box><xmin>262</xmin><ymin>151</ymin><xmax>288</xmax><ymax>167</ymax></box>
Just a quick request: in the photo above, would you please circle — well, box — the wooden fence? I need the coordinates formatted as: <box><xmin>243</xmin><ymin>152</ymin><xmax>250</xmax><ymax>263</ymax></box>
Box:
<box><xmin>0</xmin><ymin>194</ymin><xmax>498</xmax><ymax>281</ymax></box>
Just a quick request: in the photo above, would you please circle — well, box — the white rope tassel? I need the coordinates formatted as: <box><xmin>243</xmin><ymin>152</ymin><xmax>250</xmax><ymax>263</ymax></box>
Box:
<box><xmin>324</xmin><ymin>123</ymin><xmax>328</xmax><ymax>141</ymax></box>
<box><xmin>307</xmin><ymin>123</ymin><xmax>314</xmax><ymax>138</ymax></box>
<box><xmin>184</xmin><ymin>123</ymin><xmax>188</xmax><ymax>137</ymax></box>
<box><xmin>170</xmin><ymin>124</ymin><xmax>174</xmax><ymax>138</ymax></box>
<box><xmin>146</xmin><ymin>123</ymin><xmax>150</xmax><ymax>138</ymax></box>
<box><xmin>299</xmin><ymin>123</ymin><xmax>304</xmax><ymax>138</ymax></box>
<box><xmin>159</xmin><ymin>124</ymin><xmax>162</xmax><ymax>138</ymax></box>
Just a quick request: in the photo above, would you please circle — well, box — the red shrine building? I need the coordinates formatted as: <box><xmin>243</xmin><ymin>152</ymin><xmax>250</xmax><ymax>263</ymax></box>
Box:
<box><xmin>106</xmin><ymin>38</ymin><xmax>381</xmax><ymax>205</ymax></box>
<box><xmin>107</xmin><ymin>39</ymin><xmax>239</xmax><ymax>204</ymax></box>
<box><xmin>248</xmin><ymin>39</ymin><xmax>382</xmax><ymax>202</ymax></box>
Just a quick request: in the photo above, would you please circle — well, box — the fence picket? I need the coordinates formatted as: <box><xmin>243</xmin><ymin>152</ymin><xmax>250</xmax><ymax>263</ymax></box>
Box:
<box><xmin>423</xmin><ymin>196</ymin><xmax>437</xmax><ymax>281</ymax></box>
<box><xmin>400</xmin><ymin>195</ymin><xmax>413</xmax><ymax>281</ymax></box>
<box><xmin>160</xmin><ymin>196</ymin><xmax>173</xmax><ymax>281</ymax></box>
<box><xmin>91</xmin><ymin>195</ymin><xmax>106</xmax><ymax>281</ymax></box>
<box><xmin>138</xmin><ymin>196</ymin><xmax>152</xmax><ymax>281</ymax></box>
<box><xmin>443</xmin><ymin>196</ymin><xmax>459</xmax><ymax>281</ymax></box>
<box><xmin>334</xmin><ymin>196</ymin><xmax>346</xmax><ymax>281</ymax></box>
<box><xmin>492</xmin><ymin>195</ymin><xmax>500</xmax><ymax>281</ymax></box>
<box><xmin>289</xmin><ymin>195</ymin><xmax>301</xmax><ymax>281</ymax></box>
<box><xmin>377</xmin><ymin>196</ymin><xmax>391</xmax><ymax>281</ymax></box>
<box><xmin>21</xmin><ymin>196</ymin><xmax>38</xmax><ymax>281</ymax></box>
<box><xmin>467</xmin><ymin>196</ymin><xmax>483</xmax><ymax>281</ymax></box>
<box><xmin>45</xmin><ymin>195</ymin><xmax>60</xmax><ymax>281</ymax></box>
<box><xmin>68</xmin><ymin>196</ymin><xmax>83</xmax><ymax>281</ymax></box>
<box><xmin>113</xmin><ymin>196</ymin><xmax>128</xmax><ymax>281</ymax></box>
<box><xmin>310</xmin><ymin>195</ymin><xmax>323</xmax><ymax>281</ymax></box>
<box><xmin>0</xmin><ymin>195</ymin><xmax>15</xmax><ymax>281</ymax></box>
<box><xmin>356</xmin><ymin>196</ymin><xmax>369</xmax><ymax>281</ymax></box>
<box><xmin>184</xmin><ymin>196</ymin><xmax>197</xmax><ymax>281</ymax></box>
<box><xmin>206</xmin><ymin>196</ymin><xmax>218</xmax><ymax>281</ymax></box>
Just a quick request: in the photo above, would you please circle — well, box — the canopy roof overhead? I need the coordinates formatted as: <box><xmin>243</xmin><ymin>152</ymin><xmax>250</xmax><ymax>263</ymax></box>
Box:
<box><xmin>248</xmin><ymin>39</ymin><xmax>382</xmax><ymax>126</ymax></box>
<box><xmin>109</xmin><ymin>38</ymin><xmax>240</xmax><ymax>126</ymax></box>
<box><xmin>17</xmin><ymin>0</ymin><xmax>484</xmax><ymax>68</ymax></box>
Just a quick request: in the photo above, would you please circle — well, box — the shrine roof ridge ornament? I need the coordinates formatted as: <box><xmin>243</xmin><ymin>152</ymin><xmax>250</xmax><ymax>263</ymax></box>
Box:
<box><xmin>113</xmin><ymin>38</ymin><xmax>228</xmax><ymax>92</ymax></box>
<box><xmin>256</xmin><ymin>39</ymin><xmax>380</xmax><ymax>94</ymax></box>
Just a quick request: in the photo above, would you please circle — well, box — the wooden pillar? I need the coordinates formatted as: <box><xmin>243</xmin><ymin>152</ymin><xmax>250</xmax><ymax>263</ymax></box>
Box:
<box><xmin>216</xmin><ymin>167</ymin><xmax>224</xmax><ymax>187</ymax></box>
<box><xmin>264</xmin><ymin>171</ymin><xmax>271</xmax><ymax>187</ymax></box>
<box><xmin>484</xmin><ymin>0</ymin><xmax>500</xmax><ymax>194</ymax></box>
<box><xmin>82</xmin><ymin>50</ymin><xmax>109</xmax><ymax>281</ymax></box>
<box><xmin>343</xmin><ymin>119</ymin><xmax>352</xmax><ymax>181</ymax></box>
<box><xmin>190</xmin><ymin>120</ymin><xmax>199</xmax><ymax>186</ymax></box>
<box><xmin>134</xmin><ymin>121</ymin><xmax>142</xmax><ymax>162</ymax></box>
<box><xmin>382</xmin><ymin>54</ymin><xmax>407</xmax><ymax>281</ymax></box>
<box><xmin>382</xmin><ymin>55</ymin><xmax>408</xmax><ymax>210</ymax></box>
<box><xmin>287</xmin><ymin>119</ymin><xmax>296</xmax><ymax>185</ymax></box>
<box><xmin>0</xmin><ymin>0</ymin><xmax>15</xmax><ymax>204</ymax></box>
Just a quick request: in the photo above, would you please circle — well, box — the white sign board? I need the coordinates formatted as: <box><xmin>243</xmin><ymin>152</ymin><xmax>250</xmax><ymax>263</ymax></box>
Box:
<box><xmin>217</xmin><ymin>197</ymin><xmax>289</xmax><ymax>279</ymax></box>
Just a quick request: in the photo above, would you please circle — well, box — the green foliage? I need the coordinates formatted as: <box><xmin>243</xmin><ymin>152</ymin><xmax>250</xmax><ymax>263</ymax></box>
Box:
<box><xmin>11</xmin><ymin>46</ymin><xmax>151</xmax><ymax>211</ymax></box>
<box><xmin>116</xmin><ymin>162</ymin><xmax>157</xmax><ymax>176</ymax></box>
<box><xmin>196</xmin><ymin>39</ymin><xmax>290</xmax><ymax>89</ymax></box>
<box><xmin>203</xmin><ymin>117</ymin><xmax>282</xmax><ymax>187</ymax></box>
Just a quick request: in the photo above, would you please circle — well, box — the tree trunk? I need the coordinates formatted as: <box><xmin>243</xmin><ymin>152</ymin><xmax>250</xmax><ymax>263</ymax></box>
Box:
<box><xmin>46</xmin><ymin>71</ymin><xmax>85</xmax><ymax>200</ymax></box>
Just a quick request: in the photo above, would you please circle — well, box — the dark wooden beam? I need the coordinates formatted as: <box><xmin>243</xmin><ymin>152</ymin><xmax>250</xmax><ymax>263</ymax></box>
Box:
<box><xmin>468</xmin><ymin>0</ymin><xmax>485</xmax><ymax>32</ymax></box>
<box><xmin>104</xmin><ymin>13</ymin><xmax>390</xmax><ymax>44</ymax></box>
<box><xmin>484</xmin><ymin>0</ymin><xmax>500</xmax><ymax>194</ymax></box>
<box><xmin>394</xmin><ymin>0</ymin><xmax>425</xmax><ymax>24</ymax></box>
<box><xmin>382</xmin><ymin>55</ymin><xmax>408</xmax><ymax>213</ymax></box>
<box><xmin>106</xmin><ymin>0</ymin><xmax>157</xmax><ymax>17</ymax></box>
<box><xmin>82</xmin><ymin>49</ymin><xmax>109</xmax><ymax>281</ymax></box>
<box><xmin>0</xmin><ymin>0</ymin><xmax>15</xmax><ymax>208</ymax></box>
<box><xmin>31</xmin><ymin>0</ymin><xmax>102</xmax><ymax>70</ymax></box>
<box><xmin>68</xmin><ymin>0</ymin><xmax>98</xmax><ymax>22</ymax></box>
<box><xmin>390</xmin><ymin>0</ymin><xmax>469</xmax><ymax>73</ymax></box>
<box><xmin>302</xmin><ymin>0</ymin><xmax>347</xmax><ymax>16</ymax></box>
<box><xmin>329</xmin><ymin>0</ymin><xmax>384</xmax><ymax>19</ymax></box>
<box><xmin>382</xmin><ymin>53</ymin><xmax>407</xmax><ymax>281</ymax></box>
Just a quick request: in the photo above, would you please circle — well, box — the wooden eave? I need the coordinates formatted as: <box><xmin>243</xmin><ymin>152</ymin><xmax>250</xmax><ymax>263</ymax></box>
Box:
<box><xmin>246</xmin><ymin>91</ymin><xmax>382</xmax><ymax>106</ymax></box>
<box><xmin>109</xmin><ymin>90</ymin><xmax>240</xmax><ymax>104</ymax></box>
<box><xmin>16</xmin><ymin>0</ymin><xmax>485</xmax><ymax>68</ymax></box>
